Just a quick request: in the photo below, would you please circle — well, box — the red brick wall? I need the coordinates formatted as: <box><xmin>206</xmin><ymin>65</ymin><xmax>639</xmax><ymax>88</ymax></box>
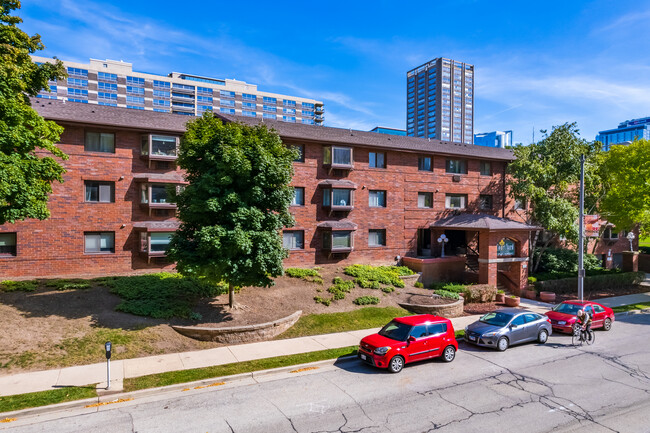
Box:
<box><xmin>0</xmin><ymin>125</ymin><xmax>179</xmax><ymax>279</ymax></box>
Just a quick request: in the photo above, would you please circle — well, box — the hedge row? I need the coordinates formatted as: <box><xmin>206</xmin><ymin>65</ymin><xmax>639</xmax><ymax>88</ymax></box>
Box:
<box><xmin>534</xmin><ymin>271</ymin><xmax>645</xmax><ymax>294</ymax></box>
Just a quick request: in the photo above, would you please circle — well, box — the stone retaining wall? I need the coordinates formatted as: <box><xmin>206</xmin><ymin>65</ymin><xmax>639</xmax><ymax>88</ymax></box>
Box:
<box><xmin>172</xmin><ymin>310</ymin><xmax>302</xmax><ymax>344</ymax></box>
<box><xmin>397</xmin><ymin>298</ymin><xmax>464</xmax><ymax>318</ymax></box>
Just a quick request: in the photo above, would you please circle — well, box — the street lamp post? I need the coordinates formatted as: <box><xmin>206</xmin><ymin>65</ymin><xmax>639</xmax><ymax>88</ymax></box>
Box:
<box><xmin>578</xmin><ymin>154</ymin><xmax>585</xmax><ymax>302</ymax></box>
<box><xmin>438</xmin><ymin>234</ymin><xmax>449</xmax><ymax>258</ymax></box>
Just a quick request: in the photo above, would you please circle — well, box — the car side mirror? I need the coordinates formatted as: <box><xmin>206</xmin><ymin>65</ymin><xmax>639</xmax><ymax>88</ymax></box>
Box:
<box><xmin>510</xmin><ymin>324</ymin><xmax>517</xmax><ymax>329</ymax></box>
<box><xmin>408</xmin><ymin>336</ymin><xmax>416</xmax><ymax>342</ymax></box>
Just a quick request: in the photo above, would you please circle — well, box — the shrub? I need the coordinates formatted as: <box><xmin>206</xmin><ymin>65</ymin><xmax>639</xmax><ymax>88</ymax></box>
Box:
<box><xmin>102</xmin><ymin>273</ymin><xmax>226</xmax><ymax>319</ymax></box>
<box><xmin>462</xmin><ymin>284</ymin><xmax>497</xmax><ymax>303</ymax></box>
<box><xmin>381</xmin><ymin>286</ymin><xmax>394</xmax><ymax>293</ymax></box>
<box><xmin>433</xmin><ymin>290</ymin><xmax>460</xmax><ymax>300</ymax></box>
<box><xmin>497</xmin><ymin>289</ymin><xmax>505</xmax><ymax>294</ymax></box>
<box><xmin>535</xmin><ymin>271</ymin><xmax>644</xmax><ymax>294</ymax></box>
<box><xmin>527</xmin><ymin>276</ymin><xmax>537</xmax><ymax>284</ymax></box>
<box><xmin>353</xmin><ymin>296</ymin><xmax>380</xmax><ymax>305</ymax></box>
<box><xmin>285</xmin><ymin>268</ymin><xmax>323</xmax><ymax>284</ymax></box>
<box><xmin>314</xmin><ymin>296</ymin><xmax>331</xmax><ymax>306</ymax></box>
<box><xmin>327</xmin><ymin>278</ymin><xmax>355</xmax><ymax>300</ymax></box>
<box><xmin>344</xmin><ymin>265</ymin><xmax>406</xmax><ymax>288</ymax></box>
<box><xmin>532</xmin><ymin>267</ymin><xmax>620</xmax><ymax>282</ymax></box>
<box><xmin>0</xmin><ymin>280</ymin><xmax>38</xmax><ymax>292</ymax></box>
<box><xmin>534</xmin><ymin>248</ymin><xmax>602</xmax><ymax>274</ymax></box>
<box><xmin>43</xmin><ymin>279</ymin><xmax>91</xmax><ymax>290</ymax></box>
<box><xmin>356</xmin><ymin>279</ymin><xmax>382</xmax><ymax>290</ymax></box>
<box><xmin>383</xmin><ymin>266</ymin><xmax>415</xmax><ymax>276</ymax></box>
<box><xmin>414</xmin><ymin>282</ymin><xmax>424</xmax><ymax>288</ymax></box>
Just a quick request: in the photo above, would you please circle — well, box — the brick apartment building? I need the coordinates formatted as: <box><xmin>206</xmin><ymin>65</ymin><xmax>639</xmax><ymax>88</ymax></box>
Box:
<box><xmin>1</xmin><ymin>99</ymin><xmax>598</xmax><ymax>290</ymax></box>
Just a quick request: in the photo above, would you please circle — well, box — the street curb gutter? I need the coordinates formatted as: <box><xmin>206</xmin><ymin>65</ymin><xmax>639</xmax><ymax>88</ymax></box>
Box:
<box><xmin>0</xmin><ymin>356</ymin><xmax>359</xmax><ymax>420</ymax></box>
<box><xmin>615</xmin><ymin>308</ymin><xmax>650</xmax><ymax>317</ymax></box>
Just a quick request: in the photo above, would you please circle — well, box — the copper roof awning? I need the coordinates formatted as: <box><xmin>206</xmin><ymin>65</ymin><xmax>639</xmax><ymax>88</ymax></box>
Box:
<box><xmin>317</xmin><ymin>179</ymin><xmax>358</xmax><ymax>189</ymax></box>
<box><xmin>133</xmin><ymin>221</ymin><xmax>181</xmax><ymax>232</ymax></box>
<box><xmin>317</xmin><ymin>220</ymin><xmax>358</xmax><ymax>230</ymax></box>
<box><xmin>430</xmin><ymin>213</ymin><xmax>541</xmax><ymax>231</ymax></box>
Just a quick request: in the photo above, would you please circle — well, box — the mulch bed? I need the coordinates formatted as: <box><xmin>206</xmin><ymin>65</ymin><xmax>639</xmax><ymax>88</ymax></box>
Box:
<box><xmin>405</xmin><ymin>294</ymin><xmax>459</xmax><ymax>306</ymax></box>
<box><xmin>463</xmin><ymin>302</ymin><xmax>500</xmax><ymax>316</ymax></box>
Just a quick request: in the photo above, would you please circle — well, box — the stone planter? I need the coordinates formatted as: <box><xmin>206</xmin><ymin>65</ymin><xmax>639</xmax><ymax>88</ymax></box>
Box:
<box><xmin>495</xmin><ymin>293</ymin><xmax>506</xmax><ymax>303</ymax></box>
<box><xmin>521</xmin><ymin>289</ymin><xmax>536</xmax><ymax>300</ymax></box>
<box><xmin>397</xmin><ymin>298</ymin><xmax>464</xmax><ymax>318</ymax></box>
<box><xmin>539</xmin><ymin>291</ymin><xmax>556</xmax><ymax>303</ymax></box>
<box><xmin>504</xmin><ymin>296</ymin><xmax>520</xmax><ymax>307</ymax></box>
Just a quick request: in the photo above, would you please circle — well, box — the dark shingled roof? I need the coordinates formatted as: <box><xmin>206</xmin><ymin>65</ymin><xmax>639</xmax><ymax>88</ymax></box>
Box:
<box><xmin>32</xmin><ymin>99</ymin><xmax>514</xmax><ymax>161</ymax></box>
<box><xmin>430</xmin><ymin>213</ymin><xmax>540</xmax><ymax>231</ymax></box>
<box><xmin>316</xmin><ymin>220</ymin><xmax>358</xmax><ymax>230</ymax></box>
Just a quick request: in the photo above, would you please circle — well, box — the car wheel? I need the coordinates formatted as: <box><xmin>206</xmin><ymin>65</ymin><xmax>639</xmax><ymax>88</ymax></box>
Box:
<box><xmin>442</xmin><ymin>346</ymin><xmax>456</xmax><ymax>362</ymax></box>
<box><xmin>388</xmin><ymin>355</ymin><xmax>404</xmax><ymax>373</ymax></box>
<box><xmin>497</xmin><ymin>337</ymin><xmax>509</xmax><ymax>352</ymax></box>
<box><xmin>603</xmin><ymin>318</ymin><xmax>612</xmax><ymax>331</ymax></box>
<box><xmin>538</xmin><ymin>329</ymin><xmax>549</xmax><ymax>344</ymax></box>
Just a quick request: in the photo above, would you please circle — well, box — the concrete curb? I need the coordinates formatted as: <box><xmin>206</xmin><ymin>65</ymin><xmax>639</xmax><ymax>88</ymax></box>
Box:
<box><xmin>615</xmin><ymin>308</ymin><xmax>650</xmax><ymax>317</ymax></box>
<box><xmin>0</xmin><ymin>356</ymin><xmax>359</xmax><ymax>420</ymax></box>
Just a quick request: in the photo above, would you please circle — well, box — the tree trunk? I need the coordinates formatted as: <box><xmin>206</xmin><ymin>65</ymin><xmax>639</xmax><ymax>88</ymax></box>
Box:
<box><xmin>533</xmin><ymin>236</ymin><xmax>556</xmax><ymax>273</ymax></box>
<box><xmin>229</xmin><ymin>283</ymin><xmax>235</xmax><ymax>309</ymax></box>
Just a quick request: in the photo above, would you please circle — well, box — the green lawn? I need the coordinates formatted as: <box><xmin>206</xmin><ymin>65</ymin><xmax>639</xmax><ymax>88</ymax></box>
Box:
<box><xmin>275</xmin><ymin>306</ymin><xmax>410</xmax><ymax>339</ymax></box>
<box><xmin>612</xmin><ymin>303</ymin><xmax>650</xmax><ymax>313</ymax></box>
<box><xmin>0</xmin><ymin>386</ymin><xmax>97</xmax><ymax>414</ymax></box>
<box><xmin>124</xmin><ymin>346</ymin><xmax>358</xmax><ymax>392</ymax></box>
<box><xmin>640</xmin><ymin>236</ymin><xmax>650</xmax><ymax>248</ymax></box>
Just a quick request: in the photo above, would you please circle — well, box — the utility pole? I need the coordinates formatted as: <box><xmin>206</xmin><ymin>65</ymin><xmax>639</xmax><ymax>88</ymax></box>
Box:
<box><xmin>578</xmin><ymin>154</ymin><xmax>585</xmax><ymax>301</ymax></box>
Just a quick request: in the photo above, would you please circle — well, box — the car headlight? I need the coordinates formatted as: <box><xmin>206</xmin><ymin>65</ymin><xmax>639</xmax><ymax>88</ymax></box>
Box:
<box><xmin>482</xmin><ymin>332</ymin><xmax>498</xmax><ymax>337</ymax></box>
<box><xmin>558</xmin><ymin>321</ymin><xmax>566</xmax><ymax>325</ymax></box>
<box><xmin>374</xmin><ymin>346</ymin><xmax>390</xmax><ymax>356</ymax></box>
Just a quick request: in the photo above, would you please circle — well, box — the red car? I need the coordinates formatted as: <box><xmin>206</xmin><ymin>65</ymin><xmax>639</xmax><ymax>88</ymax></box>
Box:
<box><xmin>545</xmin><ymin>300</ymin><xmax>615</xmax><ymax>334</ymax></box>
<box><xmin>358</xmin><ymin>314</ymin><xmax>457</xmax><ymax>373</ymax></box>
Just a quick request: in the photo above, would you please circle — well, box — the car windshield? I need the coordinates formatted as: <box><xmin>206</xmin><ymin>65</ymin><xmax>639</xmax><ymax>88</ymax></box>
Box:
<box><xmin>479</xmin><ymin>312</ymin><xmax>513</xmax><ymax>327</ymax></box>
<box><xmin>378</xmin><ymin>320</ymin><xmax>412</xmax><ymax>342</ymax></box>
<box><xmin>553</xmin><ymin>303</ymin><xmax>582</xmax><ymax>315</ymax></box>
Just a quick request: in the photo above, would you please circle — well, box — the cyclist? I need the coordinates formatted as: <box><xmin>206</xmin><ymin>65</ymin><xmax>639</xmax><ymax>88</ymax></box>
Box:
<box><xmin>576</xmin><ymin>309</ymin><xmax>592</xmax><ymax>342</ymax></box>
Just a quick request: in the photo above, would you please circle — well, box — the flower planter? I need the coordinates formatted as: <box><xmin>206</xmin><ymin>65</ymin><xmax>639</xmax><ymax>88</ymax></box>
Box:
<box><xmin>539</xmin><ymin>291</ymin><xmax>556</xmax><ymax>303</ymax></box>
<box><xmin>504</xmin><ymin>296</ymin><xmax>520</xmax><ymax>307</ymax></box>
<box><xmin>495</xmin><ymin>293</ymin><xmax>506</xmax><ymax>303</ymax></box>
<box><xmin>521</xmin><ymin>289</ymin><xmax>536</xmax><ymax>300</ymax></box>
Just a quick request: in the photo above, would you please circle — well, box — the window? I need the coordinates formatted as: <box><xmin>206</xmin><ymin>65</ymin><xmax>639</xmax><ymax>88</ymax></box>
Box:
<box><xmin>263</xmin><ymin>105</ymin><xmax>276</xmax><ymax>113</ymax></box>
<box><xmin>446</xmin><ymin>194</ymin><xmax>467</xmax><ymax>209</ymax></box>
<box><xmin>480</xmin><ymin>161</ymin><xmax>491</xmax><ymax>176</ymax></box>
<box><xmin>263</xmin><ymin>96</ymin><xmax>277</xmax><ymax>104</ymax></box>
<box><xmin>514</xmin><ymin>199</ymin><xmax>526</xmax><ymax>210</ymax></box>
<box><xmin>292</xmin><ymin>187</ymin><xmax>305</xmax><ymax>206</ymax></box>
<box><xmin>242</xmin><ymin>102</ymin><xmax>256</xmax><ymax>109</ymax></box>
<box><xmin>126</xmin><ymin>76</ymin><xmax>145</xmax><ymax>86</ymax></box>
<box><xmin>84</xmin><ymin>232</ymin><xmax>115</xmax><ymax>254</ymax></box>
<box><xmin>323</xmin><ymin>188</ymin><xmax>353</xmax><ymax>208</ymax></box>
<box><xmin>418</xmin><ymin>192</ymin><xmax>433</xmax><ymax>208</ymax></box>
<box><xmin>603</xmin><ymin>227</ymin><xmax>619</xmax><ymax>239</ymax></box>
<box><xmin>511</xmin><ymin>315</ymin><xmax>526</xmax><ymax>327</ymax></box>
<box><xmin>293</xmin><ymin>144</ymin><xmax>305</xmax><ymax>162</ymax></box>
<box><xmin>368</xmin><ymin>229</ymin><xmax>386</xmax><ymax>247</ymax></box>
<box><xmin>282</xmin><ymin>116</ymin><xmax>296</xmax><ymax>123</ymax></box>
<box><xmin>369</xmin><ymin>190</ymin><xmax>386</xmax><ymax>207</ymax></box>
<box><xmin>479</xmin><ymin>195</ymin><xmax>493</xmax><ymax>210</ymax></box>
<box><xmin>85</xmin><ymin>181</ymin><xmax>114</xmax><ymax>203</ymax></box>
<box><xmin>446</xmin><ymin>159</ymin><xmax>467</xmax><ymax>174</ymax></box>
<box><xmin>220</xmin><ymin>90</ymin><xmax>235</xmax><ymax>99</ymax></box>
<box><xmin>99</xmin><ymin>72</ymin><xmax>117</xmax><ymax>82</ymax></box>
<box><xmin>242</xmin><ymin>110</ymin><xmax>256</xmax><ymax>117</ymax></box>
<box><xmin>410</xmin><ymin>325</ymin><xmax>428</xmax><ymax>339</ymax></box>
<box><xmin>323</xmin><ymin>146</ymin><xmax>353</xmax><ymax>167</ymax></box>
<box><xmin>141</xmin><ymin>135</ymin><xmax>178</xmax><ymax>157</ymax></box>
<box><xmin>283</xmin><ymin>231</ymin><xmax>304</xmax><ymax>250</ymax></box>
<box><xmin>283</xmin><ymin>99</ymin><xmax>296</xmax><ymax>107</ymax></box>
<box><xmin>428</xmin><ymin>323</ymin><xmax>447</xmax><ymax>335</ymax></box>
<box><xmin>323</xmin><ymin>231</ymin><xmax>352</xmax><ymax>250</ymax></box>
<box><xmin>0</xmin><ymin>233</ymin><xmax>16</xmax><ymax>256</ymax></box>
<box><xmin>369</xmin><ymin>152</ymin><xmax>386</xmax><ymax>168</ymax></box>
<box><xmin>85</xmin><ymin>132</ymin><xmax>115</xmax><ymax>153</ymax></box>
<box><xmin>418</xmin><ymin>156</ymin><xmax>432</xmax><ymax>171</ymax></box>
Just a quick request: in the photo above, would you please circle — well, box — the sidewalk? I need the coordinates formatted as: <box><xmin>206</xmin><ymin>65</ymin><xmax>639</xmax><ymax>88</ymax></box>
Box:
<box><xmin>0</xmin><ymin>292</ymin><xmax>643</xmax><ymax>399</ymax></box>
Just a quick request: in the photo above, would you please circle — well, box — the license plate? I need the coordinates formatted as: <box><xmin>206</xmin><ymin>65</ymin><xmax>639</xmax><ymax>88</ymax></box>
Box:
<box><xmin>469</xmin><ymin>335</ymin><xmax>476</xmax><ymax>341</ymax></box>
<box><xmin>360</xmin><ymin>354</ymin><xmax>367</xmax><ymax>360</ymax></box>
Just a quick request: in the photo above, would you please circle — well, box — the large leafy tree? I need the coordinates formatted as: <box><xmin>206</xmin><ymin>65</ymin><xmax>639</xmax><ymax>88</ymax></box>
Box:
<box><xmin>168</xmin><ymin>113</ymin><xmax>296</xmax><ymax>308</ymax></box>
<box><xmin>0</xmin><ymin>0</ymin><xmax>67</xmax><ymax>224</ymax></box>
<box><xmin>599</xmin><ymin>139</ymin><xmax>650</xmax><ymax>239</ymax></box>
<box><xmin>507</xmin><ymin>122</ymin><xmax>603</xmax><ymax>271</ymax></box>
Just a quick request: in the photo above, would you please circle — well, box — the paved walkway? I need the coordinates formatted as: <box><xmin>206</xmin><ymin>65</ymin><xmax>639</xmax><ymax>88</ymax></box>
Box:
<box><xmin>0</xmin><ymin>292</ymin><xmax>643</xmax><ymax>399</ymax></box>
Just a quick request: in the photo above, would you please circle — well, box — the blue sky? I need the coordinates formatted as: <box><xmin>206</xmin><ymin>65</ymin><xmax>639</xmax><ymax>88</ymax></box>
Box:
<box><xmin>19</xmin><ymin>0</ymin><xmax>650</xmax><ymax>144</ymax></box>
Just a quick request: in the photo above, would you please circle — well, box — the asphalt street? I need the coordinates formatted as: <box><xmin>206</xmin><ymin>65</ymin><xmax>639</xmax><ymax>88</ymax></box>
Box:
<box><xmin>3</xmin><ymin>312</ymin><xmax>650</xmax><ymax>433</ymax></box>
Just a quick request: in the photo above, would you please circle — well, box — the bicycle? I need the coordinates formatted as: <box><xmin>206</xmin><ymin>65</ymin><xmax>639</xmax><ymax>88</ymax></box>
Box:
<box><xmin>572</xmin><ymin>324</ymin><xmax>595</xmax><ymax>347</ymax></box>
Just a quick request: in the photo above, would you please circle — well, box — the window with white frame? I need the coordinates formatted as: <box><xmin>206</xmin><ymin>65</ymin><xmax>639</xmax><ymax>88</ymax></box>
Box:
<box><xmin>323</xmin><ymin>188</ymin><xmax>353</xmax><ymax>208</ymax></box>
<box><xmin>445</xmin><ymin>194</ymin><xmax>467</xmax><ymax>209</ymax></box>
<box><xmin>283</xmin><ymin>231</ymin><xmax>304</xmax><ymax>250</ymax></box>
<box><xmin>84</xmin><ymin>232</ymin><xmax>115</xmax><ymax>254</ymax></box>
<box><xmin>323</xmin><ymin>231</ymin><xmax>353</xmax><ymax>250</ymax></box>
<box><xmin>0</xmin><ymin>233</ymin><xmax>17</xmax><ymax>256</ymax></box>
<box><xmin>418</xmin><ymin>192</ymin><xmax>433</xmax><ymax>208</ymax></box>
<box><xmin>323</xmin><ymin>146</ymin><xmax>353</xmax><ymax>167</ymax></box>
<box><xmin>369</xmin><ymin>190</ymin><xmax>386</xmax><ymax>207</ymax></box>
<box><xmin>368</xmin><ymin>229</ymin><xmax>386</xmax><ymax>247</ymax></box>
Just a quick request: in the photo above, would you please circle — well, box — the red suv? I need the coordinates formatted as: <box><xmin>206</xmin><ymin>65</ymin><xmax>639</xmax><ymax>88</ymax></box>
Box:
<box><xmin>358</xmin><ymin>314</ymin><xmax>457</xmax><ymax>373</ymax></box>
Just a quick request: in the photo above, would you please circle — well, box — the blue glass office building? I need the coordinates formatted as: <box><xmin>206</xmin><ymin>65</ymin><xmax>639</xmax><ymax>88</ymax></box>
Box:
<box><xmin>474</xmin><ymin>130</ymin><xmax>512</xmax><ymax>148</ymax></box>
<box><xmin>596</xmin><ymin>117</ymin><xmax>650</xmax><ymax>151</ymax></box>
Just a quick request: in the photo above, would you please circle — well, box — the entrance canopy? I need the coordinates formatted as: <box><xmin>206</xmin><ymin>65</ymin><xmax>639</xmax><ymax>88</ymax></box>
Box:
<box><xmin>430</xmin><ymin>213</ymin><xmax>540</xmax><ymax>231</ymax></box>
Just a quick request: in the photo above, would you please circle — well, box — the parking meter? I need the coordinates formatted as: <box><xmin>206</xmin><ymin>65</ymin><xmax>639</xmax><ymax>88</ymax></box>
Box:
<box><xmin>105</xmin><ymin>341</ymin><xmax>112</xmax><ymax>359</ymax></box>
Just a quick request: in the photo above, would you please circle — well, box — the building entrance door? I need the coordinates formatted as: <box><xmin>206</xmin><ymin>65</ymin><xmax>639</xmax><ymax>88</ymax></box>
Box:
<box><xmin>417</xmin><ymin>228</ymin><xmax>432</xmax><ymax>256</ymax></box>
<box><xmin>444</xmin><ymin>230</ymin><xmax>466</xmax><ymax>256</ymax></box>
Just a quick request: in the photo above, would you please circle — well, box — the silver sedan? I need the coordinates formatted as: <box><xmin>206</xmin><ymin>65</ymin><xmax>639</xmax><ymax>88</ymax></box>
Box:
<box><xmin>464</xmin><ymin>308</ymin><xmax>553</xmax><ymax>351</ymax></box>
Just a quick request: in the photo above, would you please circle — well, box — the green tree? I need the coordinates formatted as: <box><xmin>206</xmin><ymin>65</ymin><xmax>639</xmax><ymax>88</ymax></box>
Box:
<box><xmin>168</xmin><ymin>113</ymin><xmax>297</xmax><ymax>308</ymax></box>
<box><xmin>599</xmin><ymin>138</ymin><xmax>650</xmax><ymax>239</ymax></box>
<box><xmin>507</xmin><ymin>123</ymin><xmax>603</xmax><ymax>271</ymax></box>
<box><xmin>0</xmin><ymin>0</ymin><xmax>67</xmax><ymax>224</ymax></box>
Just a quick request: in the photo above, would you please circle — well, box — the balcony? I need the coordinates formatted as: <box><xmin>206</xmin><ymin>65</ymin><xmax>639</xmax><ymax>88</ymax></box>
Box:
<box><xmin>315</xmin><ymin>105</ymin><xmax>325</xmax><ymax>113</ymax></box>
<box><xmin>141</xmin><ymin>135</ymin><xmax>179</xmax><ymax>168</ymax></box>
<box><xmin>133</xmin><ymin>221</ymin><xmax>180</xmax><ymax>263</ymax></box>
